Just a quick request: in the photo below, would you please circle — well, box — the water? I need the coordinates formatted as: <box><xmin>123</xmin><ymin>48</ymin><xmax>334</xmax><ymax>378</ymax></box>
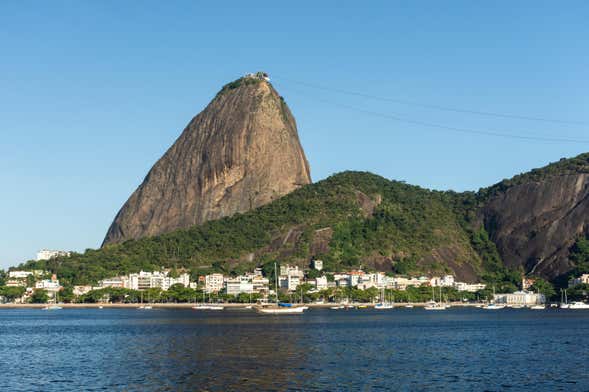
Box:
<box><xmin>1</xmin><ymin>308</ymin><xmax>588</xmax><ymax>391</ymax></box>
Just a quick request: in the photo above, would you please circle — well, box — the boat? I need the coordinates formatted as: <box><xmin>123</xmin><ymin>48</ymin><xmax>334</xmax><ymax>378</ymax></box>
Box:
<box><xmin>192</xmin><ymin>305</ymin><xmax>224</xmax><ymax>310</ymax></box>
<box><xmin>483</xmin><ymin>286</ymin><xmax>505</xmax><ymax>310</ymax></box>
<box><xmin>374</xmin><ymin>288</ymin><xmax>394</xmax><ymax>309</ymax></box>
<box><xmin>43</xmin><ymin>292</ymin><xmax>63</xmax><ymax>310</ymax></box>
<box><xmin>508</xmin><ymin>304</ymin><xmax>524</xmax><ymax>309</ymax></box>
<box><xmin>529</xmin><ymin>304</ymin><xmax>545</xmax><ymax>310</ymax></box>
<box><xmin>527</xmin><ymin>288</ymin><xmax>546</xmax><ymax>310</ymax></box>
<box><xmin>98</xmin><ymin>305</ymin><xmax>104</xmax><ymax>309</ymax></box>
<box><xmin>255</xmin><ymin>306</ymin><xmax>305</xmax><ymax>314</ymax></box>
<box><xmin>424</xmin><ymin>301</ymin><xmax>447</xmax><ymax>311</ymax></box>
<box><xmin>405</xmin><ymin>293</ymin><xmax>414</xmax><ymax>308</ymax></box>
<box><xmin>483</xmin><ymin>303</ymin><xmax>506</xmax><ymax>310</ymax></box>
<box><xmin>424</xmin><ymin>286</ymin><xmax>447</xmax><ymax>310</ymax></box>
<box><xmin>254</xmin><ymin>262</ymin><xmax>306</xmax><ymax>315</ymax></box>
<box><xmin>560</xmin><ymin>289</ymin><xmax>570</xmax><ymax>309</ymax></box>
<box><xmin>568</xmin><ymin>301</ymin><xmax>589</xmax><ymax>309</ymax></box>
<box><xmin>191</xmin><ymin>290</ymin><xmax>224</xmax><ymax>310</ymax></box>
<box><xmin>330</xmin><ymin>305</ymin><xmax>345</xmax><ymax>310</ymax></box>
<box><xmin>42</xmin><ymin>305</ymin><xmax>63</xmax><ymax>310</ymax></box>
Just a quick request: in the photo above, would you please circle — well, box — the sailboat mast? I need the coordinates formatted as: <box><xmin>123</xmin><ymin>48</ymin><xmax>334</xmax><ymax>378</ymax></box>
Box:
<box><xmin>274</xmin><ymin>262</ymin><xmax>279</xmax><ymax>305</ymax></box>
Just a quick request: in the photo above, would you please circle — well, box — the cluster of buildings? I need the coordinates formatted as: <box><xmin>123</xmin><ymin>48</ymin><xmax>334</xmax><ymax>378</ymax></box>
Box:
<box><xmin>198</xmin><ymin>261</ymin><xmax>487</xmax><ymax>296</ymax></box>
<box><xmin>3</xmin><ymin>271</ymin><xmax>62</xmax><ymax>303</ymax></box>
<box><xmin>36</xmin><ymin>249</ymin><xmax>70</xmax><ymax>261</ymax></box>
<box><xmin>204</xmin><ymin>268</ymin><xmax>270</xmax><ymax>296</ymax></box>
<box><xmin>73</xmin><ymin>270</ymin><xmax>192</xmax><ymax>296</ymax></box>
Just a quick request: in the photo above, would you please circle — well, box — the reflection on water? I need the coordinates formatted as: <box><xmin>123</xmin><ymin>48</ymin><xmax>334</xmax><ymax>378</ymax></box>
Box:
<box><xmin>1</xmin><ymin>308</ymin><xmax>589</xmax><ymax>391</ymax></box>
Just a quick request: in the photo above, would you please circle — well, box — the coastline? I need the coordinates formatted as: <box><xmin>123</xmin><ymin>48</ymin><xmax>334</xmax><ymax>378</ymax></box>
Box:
<box><xmin>0</xmin><ymin>302</ymin><xmax>484</xmax><ymax>309</ymax></box>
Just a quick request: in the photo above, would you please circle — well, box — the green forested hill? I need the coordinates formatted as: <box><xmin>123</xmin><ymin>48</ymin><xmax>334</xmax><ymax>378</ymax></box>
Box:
<box><xmin>20</xmin><ymin>171</ymin><xmax>509</xmax><ymax>286</ymax></box>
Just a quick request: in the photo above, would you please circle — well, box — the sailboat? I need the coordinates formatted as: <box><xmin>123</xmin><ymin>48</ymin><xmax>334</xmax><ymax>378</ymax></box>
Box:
<box><xmin>424</xmin><ymin>286</ymin><xmax>447</xmax><ymax>311</ymax></box>
<box><xmin>42</xmin><ymin>291</ymin><xmax>63</xmax><ymax>310</ymax></box>
<box><xmin>374</xmin><ymin>288</ymin><xmax>394</xmax><ymax>309</ymax></box>
<box><xmin>560</xmin><ymin>289</ymin><xmax>570</xmax><ymax>309</ymax></box>
<box><xmin>255</xmin><ymin>263</ymin><xmax>306</xmax><ymax>314</ymax></box>
<box><xmin>404</xmin><ymin>292</ymin><xmax>414</xmax><ymax>308</ymax></box>
<box><xmin>483</xmin><ymin>286</ymin><xmax>505</xmax><ymax>310</ymax></box>
<box><xmin>529</xmin><ymin>289</ymin><xmax>545</xmax><ymax>310</ymax></box>
<box><xmin>192</xmin><ymin>290</ymin><xmax>224</xmax><ymax>310</ymax></box>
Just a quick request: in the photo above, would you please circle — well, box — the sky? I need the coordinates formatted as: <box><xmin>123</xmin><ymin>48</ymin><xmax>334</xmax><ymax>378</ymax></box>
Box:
<box><xmin>1</xmin><ymin>1</ymin><xmax>588</xmax><ymax>268</ymax></box>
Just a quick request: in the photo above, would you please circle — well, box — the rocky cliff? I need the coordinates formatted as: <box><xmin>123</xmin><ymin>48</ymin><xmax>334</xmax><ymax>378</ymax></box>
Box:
<box><xmin>478</xmin><ymin>154</ymin><xmax>589</xmax><ymax>280</ymax></box>
<box><xmin>103</xmin><ymin>74</ymin><xmax>311</xmax><ymax>245</ymax></box>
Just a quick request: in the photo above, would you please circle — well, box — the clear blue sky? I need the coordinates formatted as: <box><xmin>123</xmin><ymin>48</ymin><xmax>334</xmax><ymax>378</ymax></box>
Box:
<box><xmin>1</xmin><ymin>1</ymin><xmax>588</xmax><ymax>269</ymax></box>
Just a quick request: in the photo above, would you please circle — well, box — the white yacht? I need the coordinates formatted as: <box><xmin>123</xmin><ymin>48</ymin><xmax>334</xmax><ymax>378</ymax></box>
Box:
<box><xmin>42</xmin><ymin>304</ymin><xmax>63</xmax><ymax>310</ymax></box>
<box><xmin>192</xmin><ymin>305</ymin><xmax>224</xmax><ymax>310</ymax></box>
<box><xmin>528</xmin><ymin>304</ymin><xmax>545</xmax><ymax>310</ymax></box>
<box><xmin>568</xmin><ymin>301</ymin><xmax>589</xmax><ymax>309</ymax></box>
<box><xmin>482</xmin><ymin>303</ymin><xmax>506</xmax><ymax>310</ymax></box>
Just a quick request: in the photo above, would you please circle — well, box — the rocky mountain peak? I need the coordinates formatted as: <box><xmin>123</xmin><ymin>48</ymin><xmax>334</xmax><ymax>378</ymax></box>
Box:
<box><xmin>102</xmin><ymin>74</ymin><xmax>311</xmax><ymax>246</ymax></box>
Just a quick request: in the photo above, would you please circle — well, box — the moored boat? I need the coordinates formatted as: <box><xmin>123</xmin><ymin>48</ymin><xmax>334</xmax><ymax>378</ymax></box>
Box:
<box><xmin>424</xmin><ymin>302</ymin><xmax>447</xmax><ymax>311</ymax></box>
<box><xmin>482</xmin><ymin>303</ymin><xmax>505</xmax><ymax>310</ymax></box>
<box><xmin>255</xmin><ymin>306</ymin><xmax>305</xmax><ymax>314</ymax></box>
<box><xmin>528</xmin><ymin>304</ymin><xmax>545</xmax><ymax>310</ymax></box>
<box><xmin>42</xmin><ymin>305</ymin><xmax>63</xmax><ymax>310</ymax></box>
<box><xmin>568</xmin><ymin>301</ymin><xmax>589</xmax><ymax>309</ymax></box>
<box><xmin>192</xmin><ymin>305</ymin><xmax>224</xmax><ymax>310</ymax></box>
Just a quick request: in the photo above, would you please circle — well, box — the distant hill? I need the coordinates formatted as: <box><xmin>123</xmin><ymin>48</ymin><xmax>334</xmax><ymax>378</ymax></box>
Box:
<box><xmin>22</xmin><ymin>171</ymin><xmax>507</xmax><ymax>286</ymax></box>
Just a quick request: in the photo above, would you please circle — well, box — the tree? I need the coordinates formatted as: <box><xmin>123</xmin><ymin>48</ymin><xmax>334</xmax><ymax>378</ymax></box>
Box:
<box><xmin>0</xmin><ymin>270</ymin><xmax>6</xmax><ymax>286</ymax></box>
<box><xmin>306</xmin><ymin>269</ymin><xmax>320</xmax><ymax>280</ymax></box>
<box><xmin>530</xmin><ymin>278</ymin><xmax>556</xmax><ymax>300</ymax></box>
<box><xmin>0</xmin><ymin>286</ymin><xmax>25</xmax><ymax>302</ymax></box>
<box><xmin>165</xmin><ymin>284</ymin><xmax>194</xmax><ymax>303</ymax></box>
<box><xmin>30</xmin><ymin>289</ymin><xmax>49</xmax><ymax>303</ymax></box>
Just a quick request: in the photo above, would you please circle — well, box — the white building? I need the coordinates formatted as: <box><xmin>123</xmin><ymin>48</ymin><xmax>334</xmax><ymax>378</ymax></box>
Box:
<box><xmin>431</xmin><ymin>275</ymin><xmax>455</xmax><ymax>287</ymax></box>
<box><xmin>6</xmin><ymin>279</ymin><xmax>26</xmax><ymax>287</ymax></box>
<box><xmin>313</xmin><ymin>260</ymin><xmax>324</xmax><ymax>271</ymax></box>
<box><xmin>99</xmin><ymin>277</ymin><xmax>128</xmax><ymax>288</ymax></box>
<box><xmin>8</xmin><ymin>271</ymin><xmax>34</xmax><ymax>279</ymax></box>
<box><xmin>568</xmin><ymin>274</ymin><xmax>589</xmax><ymax>288</ymax></box>
<box><xmin>454</xmin><ymin>282</ymin><xmax>486</xmax><ymax>292</ymax></box>
<box><xmin>127</xmin><ymin>271</ymin><xmax>191</xmax><ymax>291</ymax></box>
<box><xmin>252</xmin><ymin>275</ymin><xmax>270</xmax><ymax>293</ymax></box>
<box><xmin>494</xmin><ymin>291</ymin><xmax>545</xmax><ymax>306</ymax></box>
<box><xmin>315</xmin><ymin>276</ymin><xmax>328</xmax><ymax>290</ymax></box>
<box><xmin>279</xmin><ymin>274</ymin><xmax>301</xmax><ymax>291</ymax></box>
<box><xmin>279</xmin><ymin>264</ymin><xmax>305</xmax><ymax>291</ymax></box>
<box><xmin>36</xmin><ymin>249</ymin><xmax>70</xmax><ymax>261</ymax></box>
<box><xmin>225</xmin><ymin>277</ymin><xmax>254</xmax><ymax>296</ymax></box>
<box><xmin>205</xmin><ymin>273</ymin><xmax>225</xmax><ymax>293</ymax></box>
<box><xmin>35</xmin><ymin>275</ymin><xmax>61</xmax><ymax>294</ymax></box>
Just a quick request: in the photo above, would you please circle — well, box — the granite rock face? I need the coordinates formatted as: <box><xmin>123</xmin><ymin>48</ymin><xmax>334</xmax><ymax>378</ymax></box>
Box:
<box><xmin>103</xmin><ymin>76</ymin><xmax>311</xmax><ymax>246</ymax></box>
<box><xmin>480</xmin><ymin>173</ymin><xmax>589</xmax><ymax>280</ymax></box>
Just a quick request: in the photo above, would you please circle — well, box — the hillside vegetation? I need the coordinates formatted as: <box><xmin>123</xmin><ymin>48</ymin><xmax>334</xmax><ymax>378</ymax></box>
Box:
<box><xmin>20</xmin><ymin>171</ymin><xmax>508</xmax><ymax>286</ymax></box>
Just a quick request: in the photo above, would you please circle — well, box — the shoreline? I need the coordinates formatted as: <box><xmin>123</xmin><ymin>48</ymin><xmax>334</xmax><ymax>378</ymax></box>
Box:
<box><xmin>0</xmin><ymin>302</ymin><xmax>489</xmax><ymax>309</ymax></box>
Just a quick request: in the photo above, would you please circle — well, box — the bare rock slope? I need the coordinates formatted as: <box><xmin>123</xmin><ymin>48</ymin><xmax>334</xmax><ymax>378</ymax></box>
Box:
<box><xmin>103</xmin><ymin>75</ymin><xmax>311</xmax><ymax>245</ymax></box>
<box><xmin>479</xmin><ymin>154</ymin><xmax>589</xmax><ymax>280</ymax></box>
